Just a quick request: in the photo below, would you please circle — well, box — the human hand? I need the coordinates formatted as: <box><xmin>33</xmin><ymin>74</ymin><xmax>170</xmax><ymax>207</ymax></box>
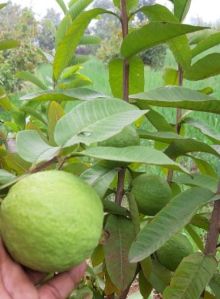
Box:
<box><xmin>0</xmin><ymin>239</ymin><xmax>87</xmax><ymax>299</ymax></box>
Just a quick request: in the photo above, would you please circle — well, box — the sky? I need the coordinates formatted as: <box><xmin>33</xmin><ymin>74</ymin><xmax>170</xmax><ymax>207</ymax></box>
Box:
<box><xmin>8</xmin><ymin>0</ymin><xmax>220</xmax><ymax>23</ymax></box>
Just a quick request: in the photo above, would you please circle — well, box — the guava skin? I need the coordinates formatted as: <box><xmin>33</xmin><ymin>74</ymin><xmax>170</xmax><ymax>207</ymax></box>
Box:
<box><xmin>157</xmin><ymin>234</ymin><xmax>194</xmax><ymax>271</ymax></box>
<box><xmin>131</xmin><ymin>174</ymin><xmax>172</xmax><ymax>216</ymax></box>
<box><xmin>0</xmin><ymin>170</ymin><xmax>103</xmax><ymax>273</ymax></box>
<box><xmin>99</xmin><ymin>126</ymin><xmax>140</xmax><ymax>147</ymax></box>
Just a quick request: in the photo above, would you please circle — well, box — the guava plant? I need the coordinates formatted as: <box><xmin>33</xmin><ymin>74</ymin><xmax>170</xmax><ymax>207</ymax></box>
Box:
<box><xmin>1</xmin><ymin>0</ymin><xmax>220</xmax><ymax>298</ymax></box>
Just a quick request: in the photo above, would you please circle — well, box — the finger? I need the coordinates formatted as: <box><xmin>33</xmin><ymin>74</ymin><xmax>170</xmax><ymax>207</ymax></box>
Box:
<box><xmin>24</xmin><ymin>268</ymin><xmax>47</xmax><ymax>285</ymax></box>
<box><xmin>39</xmin><ymin>262</ymin><xmax>87</xmax><ymax>299</ymax></box>
<box><xmin>0</xmin><ymin>274</ymin><xmax>11</xmax><ymax>299</ymax></box>
<box><xmin>0</xmin><ymin>239</ymin><xmax>38</xmax><ymax>299</ymax></box>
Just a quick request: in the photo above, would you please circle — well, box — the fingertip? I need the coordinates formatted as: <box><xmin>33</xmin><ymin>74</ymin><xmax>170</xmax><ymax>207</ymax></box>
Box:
<box><xmin>68</xmin><ymin>261</ymin><xmax>87</xmax><ymax>284</ymax></box>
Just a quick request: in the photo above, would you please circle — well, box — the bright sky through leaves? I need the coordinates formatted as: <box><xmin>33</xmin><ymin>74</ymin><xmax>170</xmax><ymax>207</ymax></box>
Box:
<box><xmin>9</xmin><ymin>0</ymin><xmax>220</xmax><ymax>23</ymax></box>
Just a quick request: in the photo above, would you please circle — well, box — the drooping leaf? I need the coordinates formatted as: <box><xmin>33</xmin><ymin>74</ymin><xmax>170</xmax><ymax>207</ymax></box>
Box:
<box><xmin>165</xmin><ymin>139</ymin><xmax>220</xmax><ymax>159</ymax></box>
<box><xmin>16</xmin><ymin>71</ymin><xmax>48</xmax><ymax>90</ymax></box>
<box><xmin>104</xmin><ymin>215</ymin><xmax>137</xmax><ymax>291</ymax></box>
<box><xmin>210</xmin><ymin>273</ymin><xmax>220</xmax><ymax>298</ymax></box>
<box><xmin>190</xmin><ymin>156</ymin><xmax>218</xmax><ymax>178</ymax></box>
<box><xmin>69</xmin><ymin>0</ymin><xmax>93</xmax><ymax>20</ymax></box>
<box><xmin>80</xmin><ymin>162</ymin><xmax>117</xmax><ymax>198</ymax></box>
<box><xmin>138</xmin><ymin>130</ymin><xmax>183</xmax><ymax>143</ymax></box>
<box><xmin>121</xmin><ymin>22</ymin><xmax>204</xmax><ymax>58</ymax></box>
<box><xmin>109</xmin><ymin>56</ymin><xmax>144</xmax><ymax>98</ymax></box>
<box><xmin>129</xmin><ymin>187</ymin><xmax>214</xmax><ymax>263</ymax></box>
<box><xmin>103</xmin><ymin>200</ymin><xmax>129</xmax><ymax>217</ymax></box>
<box><xmin>140</xmin><ymin>4</ymin><xmax>191</xmax><ymax>68</ymax></box>
<box><xmin>53</xmin><ymin>8</ymin><xmax>108</xmax><ymax>81</ymax></box>
<box><xmin>183</xmin><ymin>117</ymin><xmax>220</xmax><ymax>144</ymax></box>
<box><xmin>190</xmin><ymin>213</ymin><xmax>210</xmax><ymax>231</ymax></box>
<box><xmin>82</xmin><ymin>146</ymin><xmax>188</xmax><ymax>173</ymax></box>
<box><xmin>192</xmin><ymin>32</ymin><xmax>220</xmax><ymax>58</ymax></box>
<box><xmin>0</xmin><ymin>169</ymin><xmax>16</xmax><ymax>185</ymax></box>
<box><xmin>185</xmin><ymin>224</ymin><xmax>204</xmax><ymax>251</ymax></box>
<box><xmin>146</xmin><ymin>109</ymin><xmax>175</xmax><ymax>132</ymax></box>
<box><xmin>185</xmin><ymin>53</ymin><xmax>220</xmax><ymax>81</ymax></box>
<box><xmin>20</xmin><ymin>88</ymin><xmax>104</xmax><ymax>102</ymax></box>
<box><xmin>173</xmin><ymin>0</ymin><xmax>191</xmax><ymax>22</ymax></box>
<box><xmin>16</xmin><ymin>131</ymin><xmax>60</xmax><ymax>164</ymax></box>
<box><xmin>139</xmin><ymin>271</ymin><xmax>152</xmax><ymax>299</ymax></box>
<box><xmin>131</xmin><ymin>86</ymin><xmax>220</xmax><ymax>114</ymax></box>
<box><xmin>163</xmin><ymin>253</ymin><xmax>217</xmax><ymax>299</ymax></box>
<box><xmin>0</xmin><ymin>39</ymin><xmax>20</xmax><ymax>51</ymax></box>
<box><xmin>48</xmin><ymin>101</ymin><xmax>64</xmax><ymax>145</ymax></box>
<box><xmin>20</xmin><ymin>106</ymin><xmax>47</xmax><ymax>125</ymax></box>
<box><xmin>54</xmin><ymin>99</ymin><xmax>148</xmax><ymax>147</ymax></box>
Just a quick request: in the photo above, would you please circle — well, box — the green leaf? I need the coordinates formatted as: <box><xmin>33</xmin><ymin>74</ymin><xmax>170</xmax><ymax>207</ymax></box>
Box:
<box><xmin>48</xmin><ymin>101</ymin><xmax>64</xmax><ymax>145</ymax></box>
<box><xmin>69</xmin><ymin>0</ymin><xmax>93</xmax><ymax>20</ymax></box>
<box><xmin>190</xmin><ymin>213</ymin><xmax>210</xmax><ymax>231</ymax></box>
<box><xmin>163</xmin><ymin>68</ymin><xmax>178</xmax><ymax>85</ymax></box>
<box><xmin>16</xmin><ymin>71</ymin><xmax>48</xmax><ymax>90</ymax></box>
<box><xmin>139</xmin><ymin>271</ymin><xmax>152</xmax><ymax>299</ymax></box>
<box><xmin>0</xmin><ymin>86</ymin><xmax>13</xmax><ymax>111</ymax></box>
<box><xmin>138</xmin><ymin>130</ymin><xmax>183</xmax><ymax>144</ymax></box>
<box><xmin>183</xmin><ymin>118</ymin><xmax>220</xmax><ymax>144</ymax></box>
<box><xmin>0</xmin><ymin>3</ymin><xmax>7</xmax><ymax>10</ymax></box>
<box><xmin>20</xmin><ymin>88</ymin><xmax>103</xmax><ymax>102</ymax></box>
<box><xmin>174</xmin><ymin>174</ymin><xmax>218</xmax><ymax>193</ymax></box>
<box><xmin>113</xmin><ymin>0</ymin><xmax>138</xmax><ymax>12</ymax></box>
<box><xmin>53</xmin><ymin>8</ymin><xmax>108</xmax><ymax>81</ymax></box>
<box><xmin>54</xmin><ymin>99</ymin><xmax>148</xmax><ymax>147</ymax></box>
<box><xmin>140</xmin><ymin>4</ymin><xmax>191</xmax><ymax>68</ymax></box>
<box><xmin>146</xmin><ymin>109</ymin><xmax>175</xmax><ymax>132</ymax></box>
<box><xmin>165</xmin><ymin>139</ymin><xmax>220</xmax><ymax>159</ymax></box>
<box><xmin>129</xmin><ymin>187</ymin><xmax>214</xmax><ymax>263</ymax></box>
<box><xmin>163</xmin><ymin>253</ymin><xmax>217</xmax><ymax>299</ymax></box>
<box><xmin>210</xmin><ymin>273</ymin><xmax>220</xmax><ymax>298</ymax></box>
<box><xmin>0</xmin><ymin>39</ymin><xmax>20</xmax><ymax>51</ymax></box>
<box><xmin>121</xmin><ymin>22</ymin><xmax>204</xmax><ymax>58</ymax></box>
<box><xmin>55</xmin><ymin>15</ymin><xmax>72</xmax><ymax>48</ymax></box>
<box><xmin>185</xmin><ymin>224</ymin><xmax>204</xmax><ymax>251</ymax></box>
<box><xmin>55</xmin><ymin>0</ymin><xmax>68</xmax><ymax>14</ymax></box>
<box><xmin>16</xmin><ymin>131</ymin><xmax>60</xmax><ymax>164</ymax></box>
<box><xmin>80</xmin><ymin>162</ymin><xmax>117</xmax><ymax>198</ymax></box>
<box><xmin>192</xmin><ymin>32</ymin><xmax>220</xmax><ymax>58</ymax></box>
<box><xmin>0</xmin><ymin>169</ymin><xmax>16</xmax><ymax>185</ymax></box>
<box><xmin>148</xmin><ymin>259</ymin><xmax>172</xmax><ymax>293</ymax></box>
<box><xmin>82</xmin><ymin>146</ymin><xmax>188</xmax><ymax>173</ymax></box>
<box><xmin>131</xmin><ymin>86</ymin><xmax>220</xmax><ymax>114</ymax></box>
<box><xmin>79</xmin><ymin>35</ymin><xmax>101</xmax><ymax>45</ymax></box>
<box><xmin>127</xmin><ymin>193</ymin><xmax>140</xmax><ymax>235</ymax></box>
<box><xmin>104</xmin><ymin>215</ymin><xmax>137</xmax><ymax>291</ymax></box>
<box><xmin>185</xmin><ymin>53</ymin><xmax>220</xmax><ymax>81</ymax></box>
<box><xmin>103</xmin><ymin>200</ymin><xmax>129</xmax><ymax>217</ymax></box>
<box><xmin>109</xmin><ymin>56</ymin><xmax>144</xmax><ymax>99</ymax></box>
<box><xmin>173</xmin><ymin>0</ymin><xmax>191</xmax><ymax>22</ymax></box>
<box><xmin>190</xmin><ymin>156</ymin><xmax>218</xmax><ymax>178</ymax></box>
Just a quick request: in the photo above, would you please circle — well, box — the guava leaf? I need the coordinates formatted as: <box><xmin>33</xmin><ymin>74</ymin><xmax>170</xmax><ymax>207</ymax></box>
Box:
<box><xmin>129</xmin><ymin>187</ymin><xmax>214</xmax><ymax>263</ymax></box>
<box><xmin>163</xmin><ymin>253</ymin><xmax>217</xmax><ymax>299</ymax></box>
<box><xmin>0</xmin><ymin>169</ymin><xmax>16</xmax><ymax>185</ymax></box>
<box><xmin>104</xmin><ymin>215</ymin><xmax>137</xmax><ymax>291</ymax></box>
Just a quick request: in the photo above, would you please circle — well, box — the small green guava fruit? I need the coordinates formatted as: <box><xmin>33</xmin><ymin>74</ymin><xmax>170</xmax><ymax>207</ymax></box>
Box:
<box><xmin>0</xmin><ymin>170</ymin><xmax>103</xmax><ymax>273</ymax></box>
<box><xmin>157</xmin><ymin>234</ymin><xmax>194</xmax><ymax>271</ymax></box>
<box><xmin>99</xmin><ymin>126</ymin><xmax>140</xmax><ymax>147</ymax></box>
<box><xmin>131</xmin><ymin>174</ymin><xmax>172</xmax><ymax>216</ymax></box>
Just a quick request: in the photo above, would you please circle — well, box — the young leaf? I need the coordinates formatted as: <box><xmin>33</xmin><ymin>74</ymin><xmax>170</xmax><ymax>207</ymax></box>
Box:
<box><xmin>129</xmin><ymin>187</ymin><xmax>214</xmax><ymax>263</ymax></box>
<box><xmin>54</xmin><ymin>99</ymin><xmax>148</xmax><ymax>147</ymax></box>
<box><xmin>69</xmin><ymin>0</ymin><xmax>93</xmax><ymax>20</ymax></box>
<box><xmin>16</xmin><ymin>71</ymin><xmax>48</xmax><ymax>90</ymax></box>
<box><xmin>121</xmin><ymin>22</ymin><xmax>204</xmax><ymax>58</ymax></box>
<box><xmin>55</xmin><ymin>15</ymin><xmax>72</xmax><ymax>48</ymax></box>
<box><xmin>0</xmin><ymin>40</ymin><xmax>20</xmax><ymax>51</ymax></box>
<box><xmin>16</xmin><ymin>131</ymin><xmax>60</xmax><ymax>164</ymax></box>
<box><xmin>20</xmin><ymin>88</ymin><xmax>104</xmax><ymax>102</ymax></box>
<box><xmin>163</xmin><ymin>253</ymin><xmax>217</xmax><ymax>299</ymax></box>
<box><xmin>131</xmin><ymin>86</ymin><xmax>220</xmax><ymax>114</ymax></box>
<box><xmin>48</xmin><ymin>101</ymin><xmax>64</xmax><ymax>145</ymax></box>
<box><xmin>173</xmin><ymin>0</ymin><xmax>191</xmax><ymax>22</ymax></box>
<box><xmin>53</xmin><ymin>8</ymin><xmax>108</xmax><ymax>81</ymax></box>
<box><xmin>55</xmin><ymin>0</ymin><xmax>68</xmax><ymax>14</ymax></box>
<box><xmin>104</xmin><ymin>215</ymin><xmax>137</xmax><ymax>291</ymax></box>
<box><xmin>184</xmin><ymin>53</ymin><xmax>220</xmax><ymax>81</ymax></box>
<box><xmin>109</xmin><ymin>56</ymin><xmax>144</xmax><ymax>98</ymax></box>
<box><xmin>82</xmin><ymin>146</ymin><xmax>188</xmax><ymax>173</ymax></box>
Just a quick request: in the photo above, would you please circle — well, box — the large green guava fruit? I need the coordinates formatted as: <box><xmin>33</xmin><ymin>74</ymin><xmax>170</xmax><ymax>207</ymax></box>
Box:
<box><xmin>0</xmin><ymin>170</ymin><xmax>103</xmax><ymax>273</ymax></box>
<box><xmin>157</xmin><ymin>234</ymin><xmax>194</xmax><ymax>271</ymax></box>
<box><xmin>131</xmin><ymin>174</ymin><xmax>172</xmax><ymax>216</ymax></box>
<box><xmin>99</xmin><ymin>126</ymin><xmax>140</xmax><ymax>147</ymax></box>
